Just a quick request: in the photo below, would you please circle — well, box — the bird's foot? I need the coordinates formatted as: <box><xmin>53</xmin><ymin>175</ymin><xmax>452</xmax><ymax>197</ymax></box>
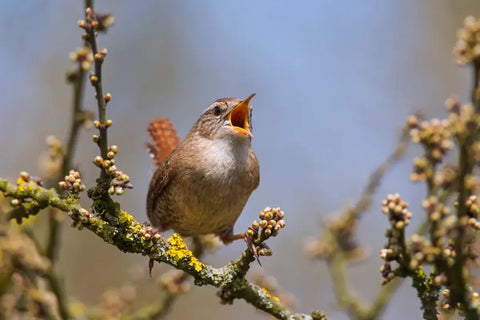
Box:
<box><xmin>148</xmin><ymin>258</ymin><xmax>154</xmax><ymax>277</ymax></box>
<box><xmin>244</xmin><ymin>227</ymin><xmax>262</xmax><ymax>265</ymax></box>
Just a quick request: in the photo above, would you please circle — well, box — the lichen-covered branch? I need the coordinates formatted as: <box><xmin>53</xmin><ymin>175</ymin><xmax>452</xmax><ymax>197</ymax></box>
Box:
<box><xmin>0</xmin><ymin>177</ymin><xmax>322</xmax><ymax>320</ymax></box>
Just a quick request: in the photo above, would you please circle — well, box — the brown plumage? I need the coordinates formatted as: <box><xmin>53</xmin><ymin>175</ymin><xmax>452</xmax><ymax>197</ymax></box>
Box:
<box><xmin>146</xmin><ymin>95</ymin><xmax>259</xmax><ymax>243</ymax></box>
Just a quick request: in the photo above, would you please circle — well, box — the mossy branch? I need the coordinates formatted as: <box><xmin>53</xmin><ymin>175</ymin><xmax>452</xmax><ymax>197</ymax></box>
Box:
<box><xmin>0</xmin><ymin>177</ymin><xmax>322</xmax><ymax>320</ymax></box>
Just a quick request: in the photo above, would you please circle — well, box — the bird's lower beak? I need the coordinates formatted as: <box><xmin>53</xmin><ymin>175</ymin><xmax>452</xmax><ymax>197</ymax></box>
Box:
<box><xmin>229</xmin><ymin>93</ymin><xmax>255</xmax><ymax>137</ymax></box>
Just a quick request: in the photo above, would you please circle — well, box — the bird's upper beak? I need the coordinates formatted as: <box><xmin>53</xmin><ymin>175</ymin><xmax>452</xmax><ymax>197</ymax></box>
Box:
<box><xmin>229</xmin><ymin>93</ymin><xmax>255</xmax><ymax>138</ymax></box>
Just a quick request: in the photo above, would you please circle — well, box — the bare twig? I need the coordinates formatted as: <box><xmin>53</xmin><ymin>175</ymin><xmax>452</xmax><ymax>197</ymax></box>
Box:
<box><xmin>84</xmin><ymin>8</ymin><xmax>110</xmax><ymax>176</ymax></box>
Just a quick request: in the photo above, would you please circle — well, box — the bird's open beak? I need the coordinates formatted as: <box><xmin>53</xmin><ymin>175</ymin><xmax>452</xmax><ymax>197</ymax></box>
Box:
<box><xmin>229</xmin><ymin>93</ymin><xmax>255</xmax><ymax>137</ymax></box>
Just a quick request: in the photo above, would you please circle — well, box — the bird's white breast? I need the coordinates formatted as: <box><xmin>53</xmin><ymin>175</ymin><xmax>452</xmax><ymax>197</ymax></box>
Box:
<box><xmin>200</xmin><ymin>136</ymin><xmax>251</xmax><ymax>181</ymax></box>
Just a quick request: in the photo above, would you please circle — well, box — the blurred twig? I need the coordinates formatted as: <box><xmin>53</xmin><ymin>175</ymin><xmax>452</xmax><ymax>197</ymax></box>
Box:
<box><xmin>352</xmin><ymin>126</ymin><xmax>410</xmax><ymax>217</ymax></box>
<box><xmin>310</xmin><ymin>126</ymin><xmax>409</xmax><ymax>320</ymax></box>
<box><xmin>40</xmin><ymin>2</ymin><xmax>94</xmax><ymax>319</ymax></box>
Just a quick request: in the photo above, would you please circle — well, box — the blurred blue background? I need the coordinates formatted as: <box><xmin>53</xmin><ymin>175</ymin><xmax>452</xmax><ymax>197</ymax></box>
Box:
<box><xmin>1</xmin><ymin>1</ymin><xmax>480</xmax><ymax>319</ymax></box>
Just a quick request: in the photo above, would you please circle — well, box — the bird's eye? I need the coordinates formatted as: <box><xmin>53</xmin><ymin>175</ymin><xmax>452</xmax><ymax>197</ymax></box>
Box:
<box><xmin>213</xmin><ymin>106</ymin><xmax>221</xmax><ymax>117</ymax></box>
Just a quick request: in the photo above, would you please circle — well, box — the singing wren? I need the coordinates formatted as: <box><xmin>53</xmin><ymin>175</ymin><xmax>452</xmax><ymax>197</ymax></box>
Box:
<box><xmin>146</xmin><ymin>94</ymin><xmax>259</xmax><ymax>244</ymax></box>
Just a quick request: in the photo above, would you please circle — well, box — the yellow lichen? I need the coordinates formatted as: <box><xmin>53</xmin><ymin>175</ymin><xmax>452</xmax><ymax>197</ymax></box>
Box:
<box><xmin>130</xmin><ymin>224</ymin><xmax>142</xmax><ymax>233</ymax></box>
<box><xmin>261</xmin><ymin>287</ymin><xmax>280</xmax><ymax>302</ymax></box>
<box><xmin>167</xmin><ymin>233</ymin><xmax>205</xmax><ymax>271</ymax></box>
<box><xmin>119</xmin><ymin>210</ymin><xmax>134</xmax><ymax>224</ymax></box>
<box><xmin>190</xmin><ymin>256</ymin><xmax>205</xmax><ymax>272</ymax></box>
<box><xmin>167</xmin><ymin>233</ymin><xmax>189</xmax><ymax>259</ymax></box>
<box><xmin>17</xmin><ymin>177</ymin><xmax>26</xmax><ymax>192</ymax></box>
<box><xmin>119</xmin><ymin>210</ymin><xmax>143</xmax><ymax>235</ymax></box>
<box><xmin>27</xmin><ymin>181</ymin><xmax>36</xmax><ymax>191</ymax></box>
<box><xmin>16</xmin><ymin>178</ymin><xmax>36</xmax><ymax>192</ymax></box>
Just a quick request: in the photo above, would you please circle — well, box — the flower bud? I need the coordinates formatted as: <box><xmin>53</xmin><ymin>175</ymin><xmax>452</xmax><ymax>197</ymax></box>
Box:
<box><xmin>20</xmin><ymin>171</ymin><xmax>30</xmax><ymax>181</ymax></box>
<box><xmin>259</xmin><ymin>220</ymin><xmax>268</xmax><ymax>228</ymax></box>
<box><xmin>93</xmin><ymin>156</ymin><xmax>103</xmax><ymax>165</ymax></box>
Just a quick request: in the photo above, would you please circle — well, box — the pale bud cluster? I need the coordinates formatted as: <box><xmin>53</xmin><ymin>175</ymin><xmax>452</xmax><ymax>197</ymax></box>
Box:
<box><xmin>411</xmin><ymin>157</ymin><xmax>428</xmax><ymax>181</ymax></box>
<box><xmin>433</xmin><ymin>165</ymin><xmax>457</xmax><ymax>190</ymax></box>
<box><xmin>79</xmin><ymin>8</ymin><xmax>115</xmax><ymax>33</ymax></box>
<box><xmin>440</xmin><ymin>288</ymin><xmax>480</xmax><ymax>313</ymax></box>
<box><xmin>70</xmin><ymin>207</ymin><xmax>91</xmax><ymax>228</ymax></box>
<box><xmin>20</xmin><ymin>171</ymin><xmax>30</xmax><ymax>183</ymax></box>
<box><xmin>247</xmin><ymin>207</ymin><xmax>286</xmax><ymax>256</ymax></box>
<box><xmin>408</xmin><ymin>234</ymin><xmax>434</xmax><ymax>269</ymax></box>
<box><xmin>100</xmin><ymin>285</ymin><xmax>136</xmax><ymax>320</ymax></box>
<box><xmin>158</xmin><ymin>270</ymin><xmax>191</xmax><ymax>294</ymax></box>
<box><xmin>379</xmin><ymin>194</ymin><xmax>413</xmax><ymax>284</ymax></box>
<box><xmin>466</xmin><ymin>195</ymin><xmax>480</xmax><ymax>230</ymax></box>
<box><xmin>408</xmin><ymin>116</ymin><xmax>452</xmax><ymax>163</ymax></box>
<box><xmin>92</xmin><ymin>145</ymin><xmax>133</xmax><ymax>195</ymax></box>
<box><xmin>139</xmin><ymin>223</ymin><xmax>161</xmax><ymax>242</ymax></box>
<box><xmin>69</xmin><ymin>47</ymin><xmax>93</xmax><ymax>71</ymax></box>
<box><xmin>93</xmin><ymin>119</ymin><xmax>113</xmax><ymax>129</ymax></box>
<box><xmin>59</xmin><ymin>169</ymin><xmax>86</xmax><ymax>194</ymax></box>
<box><xmin>422</xmin><ymin>196</ymin><xmax>450</xmax><ymax>224</ymax></box>
<box><xmin>381</xmin><ymin>193</ymin><xmax>412</xmax><ymax>230</ymax></box>
<box><xmin>453</xmin><ymin>16</ymin><xmax>480</xmax><ymax>65</ymax></box>
<box><xmin>448</xmin><ymin>102</ymin><xmax>478</xmax><ymax>138</ymax></box>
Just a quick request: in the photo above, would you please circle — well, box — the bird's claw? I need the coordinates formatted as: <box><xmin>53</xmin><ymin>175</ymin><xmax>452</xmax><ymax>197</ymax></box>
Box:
<box><xmin>244</xmin><ymin>227</ymin><xmax>262</xmax><ymax>265</ymax></box>
<box><xmin>148</xmin><ymin>258</ymin><xmax>155</xmax><ymax>277</ymax></box>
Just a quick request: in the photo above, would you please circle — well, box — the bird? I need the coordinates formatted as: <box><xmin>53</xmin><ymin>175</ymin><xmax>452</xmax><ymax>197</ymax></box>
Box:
<box><xmin>146</xmin><ymin>94</ymin><xmax>259</xmax><ymax>244</ymax></box>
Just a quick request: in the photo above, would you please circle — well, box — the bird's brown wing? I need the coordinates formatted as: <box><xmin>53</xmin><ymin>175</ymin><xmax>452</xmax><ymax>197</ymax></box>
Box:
<box><xmin>146</xmin><ymin>159</ymin><xmax>172</xmax><ymax>229</ymax></box>
<box><xmin>146</xmin><ymin>117</ymin><xmax>180</xmax><ymax>165</ymax></box>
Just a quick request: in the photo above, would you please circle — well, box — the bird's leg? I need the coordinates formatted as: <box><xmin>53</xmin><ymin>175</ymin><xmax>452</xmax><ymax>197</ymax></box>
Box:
<box><xmin>221</xmin><ymin>232</ymin><xmax>246</xmax><ymax>244</ymax></box>
<box><xmin>220</xmin><ymin>226</ymin><xmax>248</xmax><ymax>244</ymax></box>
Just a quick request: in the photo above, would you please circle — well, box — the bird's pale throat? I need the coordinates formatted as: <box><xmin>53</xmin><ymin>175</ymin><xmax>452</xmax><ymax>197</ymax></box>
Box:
<box><xmin>229</xmin><ymin>94</ymin><xmax>255</xmax><ymax>136</ymax></box>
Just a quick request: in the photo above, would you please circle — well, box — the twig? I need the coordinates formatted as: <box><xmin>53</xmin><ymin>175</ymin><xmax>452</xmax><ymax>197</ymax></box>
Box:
<box><xmin>148</xmin><ymin>236</ymin><xmax>207</xmax><ymax>320</ymax></box>
<box><xmin>123</xmin><ymin>292</ymin><xmax>177</xmax><ymax>320</ymax></box>
<box><xmin>84</xmin><ymin>9</ymin><xmax>109</xmax><ymax>174</ymax></box>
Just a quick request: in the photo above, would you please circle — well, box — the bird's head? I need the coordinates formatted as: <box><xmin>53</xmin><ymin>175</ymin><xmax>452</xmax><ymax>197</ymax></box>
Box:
<box><xmin>191</xmin><ymin>94</ymin><xmax>256</xmax><ymax>141</ymax></box>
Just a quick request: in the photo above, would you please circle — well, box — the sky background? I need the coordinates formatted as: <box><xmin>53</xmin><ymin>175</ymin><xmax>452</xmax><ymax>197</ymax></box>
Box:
<box><xmin>1</xmin><ymin>1</ymin><xmax>480</xmax><ymax>319</ymax></box>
